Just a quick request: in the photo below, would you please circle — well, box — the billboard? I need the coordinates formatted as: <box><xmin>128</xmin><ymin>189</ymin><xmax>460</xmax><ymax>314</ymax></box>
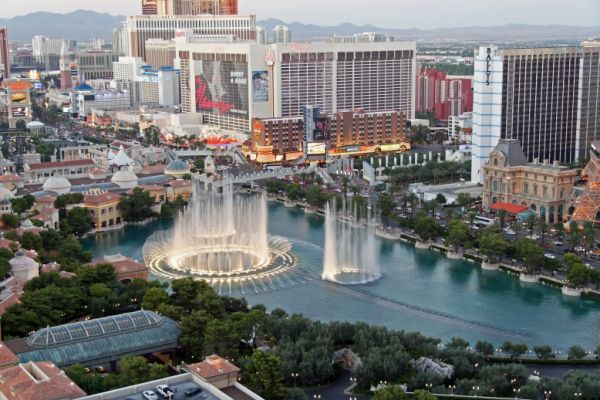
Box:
<box><xmin>194</xmin><ymin>60</ymin><xmax>248</xmax><ymax>118</ymax></box>
<box><xmin>313</xmin><ymin>116</ymin><xmax>330</xmax><ymax>142</ymax></box>
<box><xmin>11</xmin><ymin>107</ymin><xmax>28</xmax><ymax>118</ymax></box>
<box><xmin>307</xmin><ymin>142</ymin><xmax>326</xmax><ymax>156</ymax></box>
<box><xmin>7</xmin><ymin>81</ymin><xmax>31</xmax><ymax>105</ymax></box>
<box><xmin>252</xmin><ymin>70</ymin><xmax>269</xmax><ymax>102</ymax></box>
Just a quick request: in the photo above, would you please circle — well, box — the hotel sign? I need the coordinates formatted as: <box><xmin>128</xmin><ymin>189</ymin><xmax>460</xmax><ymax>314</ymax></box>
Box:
<box><xmin>485</xmin><ymin>47</ymin><xmax>492</xmax><ymax>86</ymax></box>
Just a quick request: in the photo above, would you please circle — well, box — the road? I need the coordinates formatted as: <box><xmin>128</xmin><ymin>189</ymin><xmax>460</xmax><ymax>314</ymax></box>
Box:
<box><xmin>303</xmin><ymin>370</ymin><xmax>368</xmax><ymax>400</ymax></box>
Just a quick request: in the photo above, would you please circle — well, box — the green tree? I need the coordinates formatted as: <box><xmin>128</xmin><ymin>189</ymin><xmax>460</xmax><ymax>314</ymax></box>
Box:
<box><xmin>435</xmin><ymin>193</ymin><xmax>447</xmax><ymax>205</ymax></box>
<box><xmin>516</xmin><ymin>238</ymin><xmax>545</xmax><ymax>275</ymax></box>
<box><xmin>203</xmin><ymin>319</ymin><xmax>241</xmax><ymax>359</ymax></box>
<box><xmin>286</xmin><ymin>388</ymin><xmax>308</xmax><ymax>400</ymax></box>
<box><xmin>446</xmin><ymin>220</ymin><xmax>471</xmax><ymax>251</ymax></box>
<box><xmin>2</xmin><ymin>214</ymin><xmax>19</xmax><ymax>228</ymax></box>
<box><xmin>475</xmin><ymin>341</ymin><xmax>495</xmax><ymax>357</ymax></box>
<box><xmin>497</xmin><ymin>209</ymin><xmax>508</xmax><ymax>230</ymax></box>
<box><xmin>245</xmin><ymin>351</ymin><xmax>286</xmax><ymax>400</ymax></box>
<box><xmin>525</xmin><ymin>213</ymin><xmax>538</xmax><ymax>236</ymax></box>
<box><xmin>413</xmin><ymin>213</ymin><xmax>439</xmax><ymax>242</ymax></box>
<box><xmin>118</xmin><ymin>188</ymin><xmax>155</xmax><ymax>222</ymax></box>
<box><xmin>373</xmin><ymin>385</ymin><xmax>408</xmax><ymax>400</ymax></box>
<box><xmin>118</xmin><ymin>355</ymin><xmax>168</xmax><ymax>386</ymax></box>
<box><xmin>568</xmin><ymin>345</ymin><xmax>587</xmax><ymax>360</ymax></box>
<box><xmin>478</xmin><ymin>233</ymin><xmax>509</xmax><ymax>264</ymax></box>
<box><xmin>377</xmin><ymin>193</ymin><xmax>395</xmax><ymax>226</ymax></box>
<box><xmin>501</xmin><ymin>341</ymin><xmax>528</xmax><ymax>359</ymax></box>
<box><xmin>142</xmin><ymin>287</ymin><xmax>169</xmax><ymax>311</ymax></box>
<box><xmin>414</xmin><ymin>390</ymin><xmax>439</xmax><ymax>400</ymax></box>
<box><xmin>10</xmin><ymin>194</ymin><xmax>35</xmax><ymax>214</ymax></box>
<box><xmin>567</xmin><ymin>262</ymin><xmax>591</xmax><ymax>288</ymax></box>
<box><xmin>533</xmin><ymin>345</ymin><xmax>555</xmax><ymax>360</ymax></box>
<box><xmin>62</xmin><ymin>207</ymin><xmax>93</xmax><ymax>236</ymax></box>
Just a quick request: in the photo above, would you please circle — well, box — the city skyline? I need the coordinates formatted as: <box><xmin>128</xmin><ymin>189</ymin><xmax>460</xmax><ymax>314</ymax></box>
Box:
<box><xmin>0</xmin><ymin>0</ymin><xmax>599</xmax><ymax>28</ymax></box>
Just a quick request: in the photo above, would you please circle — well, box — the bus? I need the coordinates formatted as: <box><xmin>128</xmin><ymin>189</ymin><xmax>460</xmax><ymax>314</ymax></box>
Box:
<box><xmin>473</xmin><ymin>216</ymin><xmax>495</xmax><ymax>227</ymax></box>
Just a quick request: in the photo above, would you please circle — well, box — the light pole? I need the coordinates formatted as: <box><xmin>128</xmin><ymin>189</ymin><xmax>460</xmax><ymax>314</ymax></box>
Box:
<box><xmin>472</xmin><ymin>386</ymin><xmax>480</xmax><ymax>397</ymax></box>
<box><xmin>574</xmin><ymin>392</ymin><xmax>582</xmax><ymax>398</ymax></box>
<box><xmin>291</xmin><ymin>373</ymin><xmax>299</xmax><ymax>387</ymax></box>
<box><xmin>313</xmin><ymin>395</ymin><xmax>321</xmax><ymax>399</ymax></box>
<box><xmin>513</xmin><ymin>388</ymin><xmax>520</xmax><ymax>399</ymax></box>
<box><xmin>448</xmin><ymin>384</ymin><xmax>456</xmax><ymax>394</ymax></box>
<box><xmin>544</xmin><ymin>390</ymin><xmax>552</xmax><ymax>400</ymax></box>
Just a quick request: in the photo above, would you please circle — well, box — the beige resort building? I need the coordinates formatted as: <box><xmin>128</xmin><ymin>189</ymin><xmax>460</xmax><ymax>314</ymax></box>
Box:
<box><xmin>482</xmin><ymin>139</ymin><xmax>577</xmax><ymax>224</ymax></box>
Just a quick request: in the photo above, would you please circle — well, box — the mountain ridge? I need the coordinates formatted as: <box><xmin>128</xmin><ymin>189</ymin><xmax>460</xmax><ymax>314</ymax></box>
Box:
<box><xmin>0</xmin><ymin>10</ymin><xmax>598</xmax><ymax>41</ymax></box>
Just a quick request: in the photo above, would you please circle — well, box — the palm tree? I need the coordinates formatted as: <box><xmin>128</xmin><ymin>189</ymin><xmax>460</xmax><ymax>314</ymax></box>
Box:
<box><xmin>525</xmin><ymin>213</ymin><xmax>538</xmax><ymax>237</ymax></box>
<box><xmin>467</xmin><ymin>211</ymin><xmax>476</xmax><ymax>233</ymax></box>
<box><xmin>539</xmin><ymin>222</ymin><xmax>549</xmax><ymax>245</ymax></box>
<box><xmin>497</xmin><ymin>209</ymin><xmax>508</xmax><ymax>230</ymax></box>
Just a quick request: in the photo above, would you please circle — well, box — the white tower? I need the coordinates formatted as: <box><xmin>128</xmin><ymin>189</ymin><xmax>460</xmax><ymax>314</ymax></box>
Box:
<box><xmin>471</xmin><ymin>46</ymin><xmax>504</xmax><ymax>184</ymax></box>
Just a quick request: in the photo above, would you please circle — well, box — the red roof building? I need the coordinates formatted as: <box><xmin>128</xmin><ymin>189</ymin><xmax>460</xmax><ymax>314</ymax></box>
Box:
<box><xmin>187</xmin><ymin>355</ymin><xmax>240</xmax><ymax>389</ymax></box>
<box><xmin>489</xmin><ymin>202</ymin><xmax>529</xmax><ymax>215</ymax></box>
<box><xmin>0</xmin><ymin>361</ymin><xmax>86</xmax><ymax>400</ymax></box>
<box><xmin>88</xmin><ymin>254</ymin><xmax>148</xmax><ymax>282</ymax></box>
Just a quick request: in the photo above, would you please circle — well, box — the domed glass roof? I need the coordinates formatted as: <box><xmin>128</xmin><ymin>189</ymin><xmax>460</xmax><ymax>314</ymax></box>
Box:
<box><xmin>42</xmin><ymin>176</ymin><xmax>71</xmax><ymax>191</ymax></box>
<box><xmin>166</xmin><ymin>159</ymin><xmax>190</xmax><ymax>172</ymax></box>
<box><xmin>9</xmin><ymin>251</ymin><xmax>39</xmax><ymax>271</ymax></box>
<box><xmin>111</xmin><ymin>169</ymin><xmax>138</xmax><ymax>183</ymax></box>
<box><xmin>0</xmin><ymin>185</ymin><xmax>14</xmax><ymax>203</ymax></box>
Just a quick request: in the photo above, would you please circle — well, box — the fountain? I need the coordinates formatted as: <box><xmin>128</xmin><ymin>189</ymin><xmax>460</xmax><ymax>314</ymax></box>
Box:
<box><xmin>322</xmin><ymin>199</ymin><xmax>381</xmax><ymax>284</ymax></box>
<box><xmin>143</xmin><ymin>177</ymin><xmax>297</xmax><ymax>294</ymax></box>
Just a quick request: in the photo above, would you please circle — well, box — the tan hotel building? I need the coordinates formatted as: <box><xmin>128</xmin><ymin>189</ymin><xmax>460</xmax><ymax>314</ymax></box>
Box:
<box><xmin>176</xmin><ymin>40</ymin><xmax>416</xmax><ymax>132</ymax></box>
<box><xmin>482</xmin><ymin>139</ymin><xmax>577</xmax><ymax>224</ymax></box>
<box><xmin>252</xmin><ymin>109</ymin><xmax>407</xmax><ymax>159</ymax></box>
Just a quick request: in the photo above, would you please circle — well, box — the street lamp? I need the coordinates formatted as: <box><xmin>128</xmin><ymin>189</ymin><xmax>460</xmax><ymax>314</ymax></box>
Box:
<box><xmin>514</xmin><ymin>388</ymin><xmax>521</xmax><ymax>399</ymax></box>
<box><xmin>448</xmin><ymin>384</ymin><xmax>456</xmax><ymax>394</ymax></box>
<box><xmin>472</xmin><ymin>386</ymin><xmax>480</xmax><ymax>396</ymax></box>
<box><xmin>313</xmin><ymin>395</ymin><xmax>321</xmax><ymax>399</ymax></box>
<box><xmin>291</xmin><ymin>373</ymin><xmax>299</xmax><ymax>387</ymax></box>
<box><xmin>574</xmin><ymin>392</ymin><xmax>583</xmax><ymax>398</ymax></box>
<box><xmin>544</xmin><ymin>390</ymin><xmax>552</xmax><ymax>399</ymax></box>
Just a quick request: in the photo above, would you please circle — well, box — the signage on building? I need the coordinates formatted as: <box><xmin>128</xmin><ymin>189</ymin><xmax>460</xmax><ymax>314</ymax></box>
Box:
<box><xmin>307</xmin><ymin>142</ymin><xmax>326</xmax><ymax>156</ymax></box>
<box><xmin>252</xmin><ymin>71</ymin><xmax>269</xmax><ymax>102</ymax></box>
<box><xmin>264</xmin><ymin>49</ymin><xmax>275</xmax><ymax>66</ymax></box>
<box><xmin>485</xmin><ymin>48</ymin><xmax>492</xmax><ymax>86</ymax></box>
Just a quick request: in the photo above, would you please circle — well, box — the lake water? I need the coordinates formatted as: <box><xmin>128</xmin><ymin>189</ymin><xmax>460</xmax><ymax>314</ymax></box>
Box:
<box><xmin>82</xmin><ymin>202</ymin><xmax>600</xmax><ymax>351</ymax></box>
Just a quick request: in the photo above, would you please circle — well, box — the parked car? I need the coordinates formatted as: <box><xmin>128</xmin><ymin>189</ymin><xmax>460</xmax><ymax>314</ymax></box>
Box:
<box><xmin>554</xmin><ymin>240</ymin><xmax>563</xmax><ymax>246</ymax></box>
<box><xmin>156</xmin><ymin>385</ymin><xmax>174</xmax><ymax>398</ymax></box>
<box><xmin>143</xmin><ymin>391</ymin><xmax>158</xmax><ymax>400</ymax></box>
<box><xmin>544</xmin><ymin>253</ymin><xmax>556</xmax><ymax>260</ymax></box>
<box><xmin>185</xmin><ymin>387</ymin><xmax>203</xmax><ymax>397</ymax></box>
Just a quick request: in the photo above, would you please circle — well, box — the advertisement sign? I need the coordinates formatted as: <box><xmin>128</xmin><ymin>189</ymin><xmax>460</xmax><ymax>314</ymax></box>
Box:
<box><xmin>252</xmin><ymin>71</ymin><xmax>269</xmax><ymax>102</ymax></box>
<box><xmin>11</xmin><ymin>107</ymin><xmax>28</xmax><ymax>118</ymax></box>
<box><xmin>313</xmin><ymin>116</ymin><xmax>330</xmax><ymax>141</ymax></box>
<box><xmin>307</xmin><ymin>142</ymin><xmax>326</xmax><ymax>156</ymax></box>
<box><xmin>194</xmin><ymin>60</ymin><xmax>248</xmax><ymax>117</ymax></box>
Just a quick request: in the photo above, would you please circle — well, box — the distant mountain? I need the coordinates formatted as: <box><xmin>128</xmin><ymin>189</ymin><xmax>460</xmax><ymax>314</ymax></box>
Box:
<box><xmin>258</xmin><ymin>18</ymin><xmax>600</xmax><ymax>41</ymax></box>
<box><xmin>0</xmin><ymin>10</ymin><xmax>125</xmax><ymax>41</ymax></box>
<box><xmin>1</xmin><ymin>10</ymin><xmax>599</xmax><ymax>43</ymax></box>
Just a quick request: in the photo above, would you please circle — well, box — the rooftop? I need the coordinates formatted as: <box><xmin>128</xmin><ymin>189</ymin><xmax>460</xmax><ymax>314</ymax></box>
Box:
<box><xmin>6</xmin><ymin>311</ymin><xmax>180</xmax><ymax>367</ymax></box>
<box><xmin>84</xmin><ymin>190</ymin><xmax>121</xmax><ymax>205</ymax></box>
<box><xmin>27</xmin><ymin>159</ymin><xmax>95</xmax><ymax>171</ymax></box>
<box><xmin>0</xmin><ymin>361</ymin><xmax>86</xmax><ymax>400</ymax></box>
<box><xmin>188</xmin><ymin>355</ymin><xmax>240</xmax><ymax>380</ymax></box>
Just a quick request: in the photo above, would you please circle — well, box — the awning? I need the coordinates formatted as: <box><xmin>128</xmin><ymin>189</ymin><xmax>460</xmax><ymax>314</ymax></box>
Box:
<box><xmin>489</xmin><ymin>202</ymin><xmax>529</xmax><ymax>215</ymax></box>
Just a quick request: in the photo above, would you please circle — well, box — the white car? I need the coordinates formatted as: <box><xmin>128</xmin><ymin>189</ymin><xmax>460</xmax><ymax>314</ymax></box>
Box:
<box><xmin>504</xmin><ymin>228</ymin><xmax>516</xmax><ymax>235</ymax></box>
<box><xmin>544</xmin><ymin>253</ymin><xmax>556</xmax><ymax>260</ymax></box>
<box><xmin>143</xmin><ymin>391</ymin><xmax>158</xmax><ymax>400</ymax></box>
<box><xmin>156</xmin><ymin>385</ymin><xmax>174</xmax><ymax>398</ymax></box>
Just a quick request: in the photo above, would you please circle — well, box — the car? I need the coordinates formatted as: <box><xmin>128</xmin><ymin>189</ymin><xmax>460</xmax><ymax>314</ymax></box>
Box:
<box><xmin>554</xmin><ymin>240</ymin><xmax>563</xmax><ymax>246</ymax></box>
<box><xmin>94</xmin><ymin>366</ymin><xmax>105</xmax><ymax>374</ymax></box>
<box><xmin>143</xmin><ymin>391</ymin><xmax>158</xmax><ymax>400</ymax></box>
<box><xmin>156</xmin><ymin>385</ymin><xmax>174</xmax><ymax>398</ymax></box>
<box><xmin>185</xmin><ymin>387</ymin><xmax>203</xmax><ymax>397</ymax></box>
<box><xmin>574</xmin><ymin>246</ymin><xmax>586</xmax><ymax>253</ymax></box>
<box><xmin>504</xmin><ymin>228</ymin><xmax>516</xmax><ymax>235</ymax></box>
<box><xmin>544</xmin><ymin>253</ymin><xmax>556</xmax><ymax>260</ymax></box>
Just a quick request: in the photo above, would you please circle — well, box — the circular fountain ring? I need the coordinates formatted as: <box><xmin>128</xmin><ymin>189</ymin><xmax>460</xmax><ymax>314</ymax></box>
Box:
<box><xmin>144</xmin><ymin>234</ymin><xmax>297</xmax><ymax>285</ymax></box>
<box><xmin>325</xmin><ymin>266</ymin><xmax>382</xmax><ymax>285</ymax></box>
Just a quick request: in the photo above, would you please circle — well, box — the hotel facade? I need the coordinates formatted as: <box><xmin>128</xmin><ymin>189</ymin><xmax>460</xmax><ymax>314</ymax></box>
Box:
<box><xmin>472</xmin><ymin>41</ymin><xmax>600</xmax><ymax>183</ymax></box>
<box><xmin>176</xmin><ymin>40</ymin><xmax>416</xmax><ymax>133</ymax></box>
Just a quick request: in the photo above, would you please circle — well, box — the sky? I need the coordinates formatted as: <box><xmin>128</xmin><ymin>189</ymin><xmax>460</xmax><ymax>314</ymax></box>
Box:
<box><xmin>3</xmin><ymin>0</ymin><xmax>600</xmax><ymax>28</ymax></box>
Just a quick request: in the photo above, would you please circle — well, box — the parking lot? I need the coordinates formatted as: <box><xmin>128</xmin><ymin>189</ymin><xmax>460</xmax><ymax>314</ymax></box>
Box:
<box><xmin>113</xmin><ymin>381</ymin><xmax>219</xmax><ymax>400</ymax></box>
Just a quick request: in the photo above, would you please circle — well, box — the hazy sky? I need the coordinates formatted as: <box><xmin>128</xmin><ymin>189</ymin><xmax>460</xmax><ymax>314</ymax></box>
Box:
<box><xmin>3</xmin><ymin>0</ymin><xmax>600</xmax><ymax>28</ymax></box>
